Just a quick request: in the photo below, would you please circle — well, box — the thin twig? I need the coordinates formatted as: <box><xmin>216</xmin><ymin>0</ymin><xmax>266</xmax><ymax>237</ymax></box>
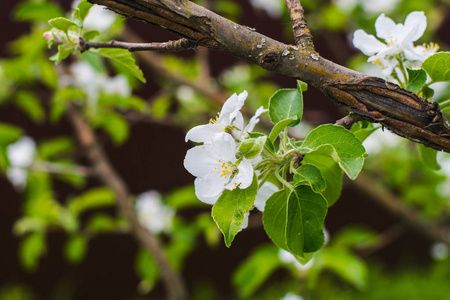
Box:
<box><xmin>66</xmin><ymin>103</ymin><xmax>187</xmax><ymax>300</ymax></box>
<box><xmin>79</xmin><ymin>37</ymin><xmax>196</xmax><ymax>52</ymax></box>
<box><xmin>351</xmin><ymin>174</ymin><xmax>450</xmax><ymax>247</ymax></box>
<box><xmin>335</xmin><ymin>114</ymin><xmax>363</xmax><ymax>129</ymax></box>
<box><xmin>284</xmin><ymin>0</ymin><xmax>315</xmax><ymax>50</ymax></box>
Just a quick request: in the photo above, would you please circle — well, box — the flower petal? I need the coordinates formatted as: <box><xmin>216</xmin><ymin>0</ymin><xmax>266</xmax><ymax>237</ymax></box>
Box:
<box><xmin>185</xmin><ymin>123</ymin><xmax>222</xmax><ymax>142</ymax></box>
<box><xmin>244</xmin><ymin>106</ymin><xmax>268</xmax><ymax>135</ymax></box>
<box><xmin>254</xmin><ymin>181</ymin><xmax>279</xmax><ymax>211</ymax></box>
<box><xmin>184</xmin><ymin>145</ymin><xmax>219</xmax><ymax>177</ymax></box>
<box><xmin>404</xmin><ymin>11</ymin><xmax>426</xmax><ymax>42</ymax></box>
<box><xmin>218</xmin><ymin>91</ymin><xmax>247</xmax><ymax>126</ymax></box>
<box><xmin>226</xmin><ymin>159</ymin><xmax>254</xmax><ymax>190</ymax></box>
<box><xmin>353</xmin><ymin>30</ymin><xmax>387</xmax><ymax>56</ymax></box>
<box><xmin>375</xmin><ymin>13</ymin><xmax>396</xmax><ymax>40</ymax></box>
<box><xmin>194</xmin><ymin>173</ymin><xmax>226</xmax><ymax>201</ymax></box>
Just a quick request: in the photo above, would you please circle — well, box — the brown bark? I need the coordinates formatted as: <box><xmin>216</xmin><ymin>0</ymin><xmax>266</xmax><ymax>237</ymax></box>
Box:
<box><xmin>88</xmin><ymin>0</ymin><xmax>450</xmax><ymax>152</ymax></box>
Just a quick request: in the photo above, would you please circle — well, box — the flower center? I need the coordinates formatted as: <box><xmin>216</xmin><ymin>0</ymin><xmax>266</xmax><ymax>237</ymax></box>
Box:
<box><xmin>209</xmin><ymin>112</ymin><xmax>220</xmax><ymax>124</ymax></box>
<box><xmin>218</xmin><ymin>160</ymin><xmax>237</xmax><ymax>178</ymax></box>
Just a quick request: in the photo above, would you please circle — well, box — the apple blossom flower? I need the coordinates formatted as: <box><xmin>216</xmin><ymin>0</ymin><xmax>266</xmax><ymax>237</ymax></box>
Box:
<box><xmin>250</xmin><ymin>0</ymin><xmax>283</xmax><ymax>19</ymax></box>
<box><xmin>353</xmin><ymin>11</ymin><xmax>433</xmax><ymax>76</ymax></box>
<box><xmin>135</xmin><ymin>191</ymin><xmax>175</xmax><ymax>234</ymax></box>
<box><xmin>280</xmin><ymin>292</ymin><xmax>304</xmax><ymax>300</ymax></box>
<box><xmin>185</xmin><ymin>91</ymin><xmax>267</xmax><ymax>143</ymax></box>
<box><xmin>253</xmin><ymin>181</ymin><xmax>279</xmax><ymax>211</ymax></box>
<box><xmin>7</xmin><ymin>137</ymin><xmax>36</xmax><ymax>189</ymax></box>
<box><xmin>184</xmin><ymin>132</ymin><xmax>254</xmax><ymax>204</ymax></box>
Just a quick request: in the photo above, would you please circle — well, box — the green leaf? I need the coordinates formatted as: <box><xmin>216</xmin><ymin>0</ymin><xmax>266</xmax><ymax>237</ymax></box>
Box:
<box><xmin>68</xmin><ymin>187</ymin><xmax>115</xmax><ymax>216</ymax></box>
<box><xmin>332</xmin><ymin>226</ymin><xmax>379</xmax><ymax>249</ymax></box>
<box><xmin>269</xmin><ymin>118</ymin><xmax>297</xmax><ymax>143</ymax></box>
<box><xmin>303</xmin><ymin>154</ymin><xmax>343</xmax><ymax>206</ymax></box>
<box><xmin>297</xmin><ymin>80</ymin><xmax>307</xmax><ymax>92</ymax></box>
<box><xmin>320</xmin><ymin>248</ymin><xmax>367</xmax><ymax>289</ymax></box>
<box><xmin>263</xmin><ymin>186</ymin><xmax>327</xmax><ymax>257</ymax></box>
<box><xmin>268</xmin><ymin>89</ymin><xmax>303</xmax><ymax>126</ymax></box>
<box><xmin>38</xmin><ymin>137</ymin><xmax>74</xmax><ymax>160</ymax></box>
<box><xmin>212</xmin><ymin>175</ymin><xmax>258</xmax><ymax>247</ymax></box>
<box><xmin>166</xmin><ymin>185</ymin><xmax>207</xmax><ymax>210</ymax></box>
<box><xmin>14</xmin><ymin>1</ymin><xmax>64</xmax><ymax>22</ymax></box>
<box><xmin>86</xmin><ymin>213</ymin><xmax>116</xmax><ymax>233</ymax></box>
<box><xmin>48</xmin><ymin>17</ymin><xmax>79</xmax><ymax>33</ymax></box>
<box><xmin>83</xmin><ymin>30</ymin><xmax>100</xmax><ymax>40</ymax></box>
<box><xmin>422</xmin><ymin>52</ymin><xmax>450</xmax><ymax>82</ymax></box>
<box><xmin>262</xmin><ymin>189</ymin><xmax>290</xmax><ymax>250</ymax></box>
<box><xmin>15</xmin><ymin>91</ymin><xmax>45</xmax><ymax>123</ymax></box>
<box><xmin>135</xmin><ymin>248</ymin><xmax>159</xmax><ymax>290</ymax></box>
<box><xmin>89</xmin><ymin>48</ymin><xmax>146</xmax><ymax>83</ymax></box>
<box><xmin>19</xmin><ymin>232</ymin><xmax>46</xmax><ymax>272</ymax></box>
<box><xmin>64</xmin><ymin>234</ymin><xmax>88</xmax><ymax>264</ymax></box>
<box><xmin>298</xmin><ymin>124</ymin><xmax>366</xmax><ymax>180</ymax></box>
<box><xmin>232</xmin><ymin>245</ymin><xmax>281</xmax><ymax>297</ymax></box>
<box><xmin>293</xmin><ymin>163</ymin><xmax>326</xmax><ymax>193</ymax></box>
<box><xmin>406</xmin><ymin>68</ymin><xmax>427</xmax><ymax>93</ymax></box>
<box><xmin>237</xmin><ymin>136</ymin><xmax>267</xmax><ymax>159</ymax></box>
<box><xmin>76</xmin><ymin>0</ymin><xmax>94</xmax><ymax>21</ymax></box>
<box><xmin>419</xmin><ymin>144</ymin><xmax>440</xmax><ymax>170</ymax></box>
<box><xmin>350</xmin><ymin>121</ymin><xmax>378</xmax><ymax>142</ymax></box>
<box><xmin>97</xmin><ymin>112</ymin><xmax>130</xmax><ymax>145</ymax></box>
<box><xmin>50</xmin><ymin>45</ymin><xmax>73</xmax><ymax>63</ymax></box>
<box><xmin>286</xmin><ymin>186</ymin><xmax>327</xmax><ymax>255</ymax></box>
<box><xmin>0</xmin><ymin>123</ymin><xmax>22</xmax><ymax>146</ymax></box>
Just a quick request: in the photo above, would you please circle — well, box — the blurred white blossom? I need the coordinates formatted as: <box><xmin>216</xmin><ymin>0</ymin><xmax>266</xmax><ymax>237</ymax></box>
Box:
<box><xmin>363</xmin><ymin>127</ymin><xmax>402</xmax><ymax>155</ymax></box>
<box><xmin>253</xmin><ymin>181</ymin><xmax>278</xmax><ymax>211</ymax></box>
<box><xmin>430</xmin><ymin>242</ymin><xmax>449</xmax><ymax>260</ymax></box>
<box><xmin>136</xmin><ymin>191</ymin><xmax>175</xmax><ymax>234</ymax></box>
<box><xmin>7</xmin><ymin>137</ymin><xmax>36</xmax><ymax>189</ymax></box>
<box><xmin>62</xmin><ymin>61</ymin><xmax>130</xmax><ymax>100</ymax></box>
<box><xmin>72</xmin><ymin>0</ymin><xmax>117</xmax><ymax>32</ymax></box>
<box><xmin>280</xmin><ymin>292</ymin><xmax>304</xmax><ymax>300</ymax></box>
<box><xmin>250</xmin><ymin>0</ymin><xmax>283</xmax><ymax>18</ymax></box>
<box><xmin>334</xmin><ymin>0</ymin><xmax>400</xmax><ymax>15</ymax></box>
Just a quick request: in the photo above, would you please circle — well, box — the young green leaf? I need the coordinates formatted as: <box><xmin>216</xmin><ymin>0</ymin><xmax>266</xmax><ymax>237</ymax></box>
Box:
<box><xmin>303</xmin><ymin>154</ymin><xmax>343</xmax><ymax>206</ymax></box>
<box><xmin>350</xmin><ymin>122</ymin><xmax>379</xmax><ymax>142</ymax></box>
<box><xmin>14</xmin><ymin>1</ymin><xmax>64</xmax><ymax>22</ymax></box>
<box><xmin>96</xmin><ymin>111</ymin><xmax>130</xmax><ymax>145</ymax></box>
<box><xmin>406</xmin><ymin>68</ymin><xmax>427</xmax><ymax>93</ymax></box>
<box><xmin>19</xmin><ymin>232</ymin><xmax>46</xmax><ymax>272</ymax></box>
<box><xmin>232</xmin><ymin>245</ymin><xmax>281</xmax><ymax>298</ymax></box>
<box><xmin>64</xmin><ymin>234</ymin><xmax>88</xmax><ymax>264</ymax></box>
<box><xmin>422</xmin><ymin>52</ymin><xmax>450</xmax><ymax>82</ymax></box>
<box><xmin>50</xmin><ymin>45</ymin><xmax>73</xmax><ymax>63</ymax></box>
<box><xmin>298</xmin><ymin>124</ymin><xmax>366</xmax><ymax>180</ymax></box>
<box><xmin>83</xmin><ymin>30</ymin><xmax>100</xmax><ymax>40</ymax></box>
<box><xmin>238</xmin><ymin>136</ymin><xmax>267</xmax><ymax>159</ymax></box>
<box><xmin>135</xmin><ymin>247</ymin><xmax>160</xmax><ymax>289</ymax></box>
<box><xmin>0</xmin><ymin>123</ymin><xmax>22</xmax><ymax>146</ymax></box>
<box><xmin>76</xmin><ymin>0</ymin><xmax>94</xmax><ymax>21</ymax></box>
<box><xmin>15</xmin><ymin>91</ymin><xmax>45</xmax><ymax>123</ymax></box>
<box><xmin>268</xmin><ymin>89</ymin><xmax>303</xmax><ymax>126</ymax></box>
<box><xmin>268</xmin><ymin>117</ymin><xmax>297</xmax><ymax>143</ymax></box>
<box><xmin>68</xmin><ymin>187</ymin><xmax>115</xmax><ymax>216</ymax></box>
<box><xmin>419</xmin><ymin>144</ymin><xmax>440</xmax><ymax>170</ymax></box>
<box><xmin>212</xmin><ymin>175</ymin><xmax>258</xmax><ymax>247</ymax></box>
<box><xmin>293</xmin><ymin>163</ymin><xmax>326</xmax><ymax>193</ymax></box>
<box><xmin>48</xmin><ymin>17</ymin><xmax>79</xmax><ymax>33</ymax></box>
<box><xmin>262</xmin><ymin>189</ymin><xmax>290</xmax><ymax>251</ymax></box>
<box><xmin>89</xmin><ymin>48</ymin><xmax>146</xmax><ymax>83</ymax></box>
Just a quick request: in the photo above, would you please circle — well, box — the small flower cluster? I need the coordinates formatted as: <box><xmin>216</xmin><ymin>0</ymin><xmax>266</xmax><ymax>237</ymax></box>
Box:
<box><xmin>353</xmin><ymin>11</ymin><xmax>438</xmax><ymax>80</ymax></box>
<box><xmin>184</xmin><ymin>91</ymin><xmax>274</xmax><ymax>208</ymax></box>
<box><xmin>135</xmin><ymin>191</ymin><xmax>174</xmax><ymax>234</ymax></box>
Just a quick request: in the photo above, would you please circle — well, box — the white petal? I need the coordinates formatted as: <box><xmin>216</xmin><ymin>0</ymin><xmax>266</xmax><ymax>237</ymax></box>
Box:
<box><xmin>226</xmin><ymin>159</ymin><xmax>254</xmax><ymax>190</ymax></box>
<box><xmin>375</xmin><ymin>13</ymin><xmax>397</xmax><ymax>40</ymax></box>
<box><xmin>7</xmin><ymin>137</ymin><xmax>36</xmax><ymax>168</ymax></box>
<box><xmin>353</xmin><ymin>30</ymin><xmax>387</xmax><ymax>56</ymax></box>
<box><xmin>403</xmin><ymin>44</ymin><xmax>425</xmax><ymax>61</ymax></box>
<box><xmin>238</xmin><ymin>212</ymin><xmax>249</xmax><ymax>232</ymax></box>
<box><xmin>185</xmin><ymin>123</ymin><xmax>222</xmax><ymax>142</ymax></box>
<box><xmin>244</xmin><ymin>106</ymin><xmax>268</xmax><ymax>135</ymax></box>
<box><xmin>184</xmin><ymin>145</ymin><xmax>219</xmax><ymax>177</ymax></box>
<box><xmin>218</xmin><ymin>91</ymin><xmax>246</xmax><ymax>125</ymax></box>
<box><xmin>194</xmin><ymin>174</ymin><xmax>226</xmax><ymax>200</ymax></box>
<box><xmin>210</xmin><ymin>133</ymin><xmax>237</xmax><ymax>162</ymax></box>
<box><xmin>254</xmin><ymin>181</ymin><xmax>279</xmax><ymax>211</ymax></box>
<box><xmin>404</xmin><ymin>11</ymin><xmax>426</xmax><ymax>42</ymax></box>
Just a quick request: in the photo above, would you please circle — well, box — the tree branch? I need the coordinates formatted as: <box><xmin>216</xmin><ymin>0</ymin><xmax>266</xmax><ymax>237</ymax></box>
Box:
<box><xmin>66</xmin><ymin>103</ymin><xmax>187</xmax><ymax>300</ymax></box>
<box><xmin>87</xmin><ymin>0</ymin><xmax>450</xmax><ymax>152</ymax></box>
<box><xmin>79</xmin><ymin>37</ymin><xmax>196</xmax><ymax>52</ymax></box>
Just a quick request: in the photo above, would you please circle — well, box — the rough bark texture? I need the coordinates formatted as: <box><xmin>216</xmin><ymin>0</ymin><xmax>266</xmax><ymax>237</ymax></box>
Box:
<box><xmin>88</xmin><ymin>0</ymin><xmax>450</xmax><ymax>152</ymax></box>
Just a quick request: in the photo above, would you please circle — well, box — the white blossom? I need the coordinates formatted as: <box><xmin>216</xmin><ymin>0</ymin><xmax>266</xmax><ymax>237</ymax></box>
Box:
<box><xmin>185</xmin><ymin>91</ymin><xmax>267</xmax><ymax>143</ymax></box>
<box><xmin>253</xmin><ymin>181</ymin><xmax>279</xmax><ymax>211</ymax></box>
<box><xmin>430</xmin><ymin>242</ymin><xmax>449</xmax><ymax>260</ymax></box>
<box><xmin>353</xmin><ymin>11</ymin><xmax>430</xmax><ymax>76</ymax></box>
<box><xmin>6</xmin><ymin>137</ymin><xmax>36</xmax><ymax>189</ymax></box>
<box><xmin>184</xmin><ymin>132</ymin><xmax>254</xmax><ymax>204</ymax></box>
<box><xmin>135</xmin><ymin>191</ymin><xmax>175</xmax><ymax>234</ymax></box>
